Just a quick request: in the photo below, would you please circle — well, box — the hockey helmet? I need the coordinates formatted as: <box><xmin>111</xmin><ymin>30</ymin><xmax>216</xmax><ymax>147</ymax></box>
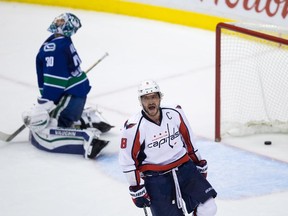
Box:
<box><xmin>48</xmin><ymin>13</ymin><xmax>82</xmax><ymax>37</ymax></box>
<box><xmin>138</xmin><ymin>80</ymin><xmax>162</xmax><ymax>98</ymax></box>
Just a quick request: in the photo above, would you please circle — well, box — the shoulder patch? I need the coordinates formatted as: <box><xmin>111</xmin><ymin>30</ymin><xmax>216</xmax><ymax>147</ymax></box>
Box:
<box><xmin>44</xmin><ymin>42</ymin><xmax>56</xmax><ymax>52</ymax></box>
<box><xmin>125</xmin><ymin>123</ymin><xmax>136</xmax><ymax>129</ymax></box>
<box><xmin>124</xmin><ymin>120</ymin><xmax>136</xmax><ymax>130</ymax></box>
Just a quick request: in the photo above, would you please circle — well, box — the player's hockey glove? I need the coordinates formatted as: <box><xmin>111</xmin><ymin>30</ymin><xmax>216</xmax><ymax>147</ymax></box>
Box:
<box><xmin>195</xmin><ymin>159</ymin><xmax>208</xmax><ymax>178</ymax></box>
<box><xmin>129</xmin><ymin>185</ymin><xmax>151</xmax><ymax>208</ymax></box>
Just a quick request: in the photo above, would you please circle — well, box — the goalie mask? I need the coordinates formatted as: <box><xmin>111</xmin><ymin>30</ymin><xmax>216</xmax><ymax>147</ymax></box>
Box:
<box><xmin>48</xmin><ymin>13</ymin><xmax>82</xmax><ymax>37</ymax></box>
<box><xmin>138</xmin><ymin>80</ymin><xmax>162</xmax><ymax>99</ymax></box>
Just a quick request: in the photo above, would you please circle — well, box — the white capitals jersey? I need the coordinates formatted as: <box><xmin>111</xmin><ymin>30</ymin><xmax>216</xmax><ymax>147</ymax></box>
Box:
<box><xmin>119</xmin><ymin>104</ymin><xmax>202</xmax><ymax>186</ymax></box>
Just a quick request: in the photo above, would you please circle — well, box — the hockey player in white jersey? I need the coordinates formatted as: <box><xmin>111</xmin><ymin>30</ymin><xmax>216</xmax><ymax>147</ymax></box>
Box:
<box><xmin>119</xmin><ymin>80</ymin><xmax>217</xmax><ymax>215</ymax></box>
<box><xmin>22</xmin><ymin>13</ymin><xmax>112</xmax><ymax>159</ymax></box>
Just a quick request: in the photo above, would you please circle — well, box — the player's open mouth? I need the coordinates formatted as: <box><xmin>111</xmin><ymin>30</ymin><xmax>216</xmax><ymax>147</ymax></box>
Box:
<box><xmin>148</xmin><ymin>105</ymin><xmax>156</xmax><ymax>110</ymax></box>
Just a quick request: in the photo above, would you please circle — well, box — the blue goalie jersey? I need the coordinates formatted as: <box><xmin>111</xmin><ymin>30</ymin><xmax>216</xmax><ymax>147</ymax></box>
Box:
<box><xmin>36</xmin><ymin>34</ymin><xmax>91</xmax><ymax>103</ymax></box>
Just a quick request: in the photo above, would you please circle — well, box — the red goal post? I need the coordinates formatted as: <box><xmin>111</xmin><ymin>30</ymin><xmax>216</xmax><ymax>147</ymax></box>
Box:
<box><xmin>215</xmin><ymin>22</ymin><xmax>288</xmax><ymax>142</ymax></box>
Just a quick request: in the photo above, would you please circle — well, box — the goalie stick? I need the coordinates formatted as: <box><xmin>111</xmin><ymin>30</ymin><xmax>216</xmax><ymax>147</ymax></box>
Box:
<box><xmin>0</xmin><ymin>52</ymin><xmax>109</xmax><ymax>142</ymax></box>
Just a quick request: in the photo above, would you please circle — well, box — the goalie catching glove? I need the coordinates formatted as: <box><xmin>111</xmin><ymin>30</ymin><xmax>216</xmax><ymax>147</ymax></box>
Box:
<box><xmin>22</xmin><ymin>98</ymin><xmax>56</xmax><ymax>132</ymax></box>
<box><xmin>129</xmin><ymin>185</ymin><xmax>151</xmax><ymax>208</ymax></box>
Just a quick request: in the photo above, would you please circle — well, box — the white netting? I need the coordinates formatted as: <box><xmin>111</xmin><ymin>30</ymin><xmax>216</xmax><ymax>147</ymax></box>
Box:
<box><xmin>219</xmin><ymin>23</ymin><xmax>288</xmax><ymax>137</ymax></box>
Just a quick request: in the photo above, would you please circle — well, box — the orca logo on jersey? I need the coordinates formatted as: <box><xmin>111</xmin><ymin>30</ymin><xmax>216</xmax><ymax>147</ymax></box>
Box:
<box><xmin>44</xmin><ymin>43</ymin><xmax>56</xmax><ymax>52</ymax></box>
<box><xmin>147</xmin><ymin>130</ymin><xmax>180</xmax><ymax>149</ymax></box>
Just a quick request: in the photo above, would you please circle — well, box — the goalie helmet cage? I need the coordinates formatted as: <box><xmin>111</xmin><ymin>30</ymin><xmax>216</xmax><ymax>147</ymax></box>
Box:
<box><xmin>215</xmin><ymin>22</ymin><xmax>288</xmax><ymax>142</ymax></box>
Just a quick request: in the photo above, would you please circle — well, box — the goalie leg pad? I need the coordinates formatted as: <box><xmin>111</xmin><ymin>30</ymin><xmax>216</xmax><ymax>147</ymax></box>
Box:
<box><xmin>85</xmin><ymin>139</ymin><xmax>109</xmax><ymax>159</ymax></box>
<box><xmin>30</xmin><ymin>125</ymin><xmax>108</xmax><ymax>159</ymax></box>
<box><xmin>30</xmin><ymin>129</ymin><xmax>86</xmax><ymax>154</ymax></box>
<box><xmin>74</xmin><ymin>107</ymin><xmax>114</xmax><ymax>133</ymax></box>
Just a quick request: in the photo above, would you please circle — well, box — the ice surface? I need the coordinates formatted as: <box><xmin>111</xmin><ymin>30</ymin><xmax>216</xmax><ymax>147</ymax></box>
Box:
<box><xmin>0</xmin><ymin>2</ymin><xmax>287</xmax><ymax>216</ymax></box>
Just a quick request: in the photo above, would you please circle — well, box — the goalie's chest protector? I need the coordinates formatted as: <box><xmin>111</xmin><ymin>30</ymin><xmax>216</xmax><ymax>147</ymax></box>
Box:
<box><xmin>135</xmin><ymin>108</ymin><xmax>188</xmax><ymax>166</ymax></box>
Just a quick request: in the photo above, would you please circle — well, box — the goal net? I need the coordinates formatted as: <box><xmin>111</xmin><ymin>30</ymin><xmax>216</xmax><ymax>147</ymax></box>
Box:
<box><xmin>215</xmin><ymin>22</ymin><xmax>288</xmax><ymax>142</ymax></box>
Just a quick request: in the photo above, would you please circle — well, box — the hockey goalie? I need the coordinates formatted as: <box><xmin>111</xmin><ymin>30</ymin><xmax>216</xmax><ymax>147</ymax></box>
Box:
<box><xmin>21</xmin><ymin>12</ymin><xmax>113</xmax><ymax>159</ymax></box>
